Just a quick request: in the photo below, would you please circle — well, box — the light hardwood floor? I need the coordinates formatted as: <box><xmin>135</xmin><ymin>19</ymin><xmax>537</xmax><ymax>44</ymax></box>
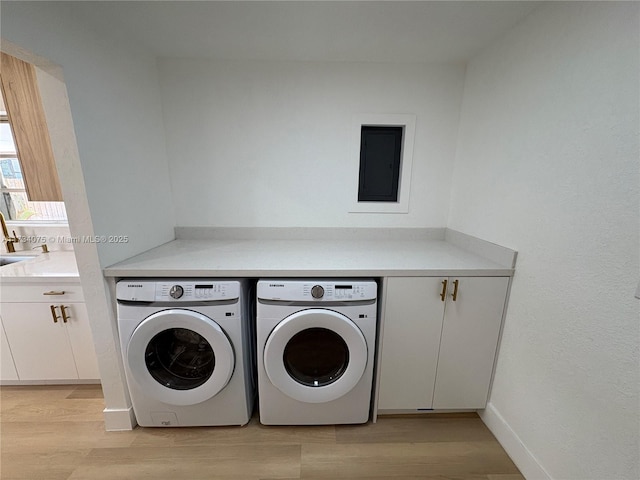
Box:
<box><xmin>0</xmin><ymin>385</ymin><xmax>523</xmax><ymax>480</ymax></box>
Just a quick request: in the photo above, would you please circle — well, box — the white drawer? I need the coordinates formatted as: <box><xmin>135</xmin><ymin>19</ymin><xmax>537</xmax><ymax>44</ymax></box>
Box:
<box><xmin>0</xmin><ymin>283</ymin><xmax>84</xmax><ymax>303</ymax></box>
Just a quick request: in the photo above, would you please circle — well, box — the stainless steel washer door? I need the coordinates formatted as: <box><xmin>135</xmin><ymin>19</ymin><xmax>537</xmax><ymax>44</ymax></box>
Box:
<box><xmin>127</xmin><ymin>309</ymin><xmax>234</xmax><ymax>406</ymax></box>
<box><xmin>263</xmin><ymin>309</ymin><xmax>367</xmax><ymax>403</ymax></box>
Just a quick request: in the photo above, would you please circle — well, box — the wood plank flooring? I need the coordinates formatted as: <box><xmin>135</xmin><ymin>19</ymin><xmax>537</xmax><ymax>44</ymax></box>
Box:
<box><xmin>0</xmin><ymin>385</ymin><xmax>523</xmax><ymax>480</ymax></box>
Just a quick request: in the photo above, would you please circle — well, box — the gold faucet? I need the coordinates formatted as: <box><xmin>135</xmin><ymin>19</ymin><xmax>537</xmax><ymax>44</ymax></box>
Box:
<box><xmin>0</xmin><ymin>211</ymin><xmax>19</xmax><ymax>253</ymax></box>
<box><xmin>33</xmin><ymin>244</ymin><xmax>49</xmax><ymax>253</ymax></box>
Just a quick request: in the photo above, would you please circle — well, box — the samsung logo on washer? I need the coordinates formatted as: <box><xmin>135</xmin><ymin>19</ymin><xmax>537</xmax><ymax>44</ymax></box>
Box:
<box><xmin>269</xmin><ymin>284</ymin><xmax>285</xmax><ymax>287</ymax></box>
<box><xmin>127</xmin><ymin>284</ymin><xmax>144</xmax><ymax>288</ymax></box>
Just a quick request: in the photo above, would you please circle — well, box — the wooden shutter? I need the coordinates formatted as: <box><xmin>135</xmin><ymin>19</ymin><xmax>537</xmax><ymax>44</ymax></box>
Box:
<box><xmin>0</xmin><ymin>52</ymin><xmax>62</xmax><ymax>201</ymax></box>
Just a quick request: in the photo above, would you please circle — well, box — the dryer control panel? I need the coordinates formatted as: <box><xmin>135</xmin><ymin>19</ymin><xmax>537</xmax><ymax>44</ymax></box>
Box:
<box><xmin>116</xmin><ymin>280</ymin><xmax>240</xmax><ymax>302</ymax></box>
<box><xmin>257</xmin><ymin>280</ymin><xmax>377</xmax><ymax>302</ymax></box>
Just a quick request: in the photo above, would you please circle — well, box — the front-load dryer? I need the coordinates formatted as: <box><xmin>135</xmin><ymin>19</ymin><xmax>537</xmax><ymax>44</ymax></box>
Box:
<box><xmin>256</xmin><ymin>279</ymin><xmax>377</xmax><ymax>425</ymax></box>
<box><xmin>116</xmin><ymin>279</ymin><xmax>255</xmax><ymax>427</ymax></box>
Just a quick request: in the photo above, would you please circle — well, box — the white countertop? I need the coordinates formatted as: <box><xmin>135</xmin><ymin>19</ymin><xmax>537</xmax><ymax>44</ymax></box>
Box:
<box><xmin>104</xmin><ymin>237</ymin><xmax>514</xmax><ymax>278</ymax></box>
<box><xmin>0</xmin><ymin>251</ymin><xmax>80</xmax><ymax>283</ymax></box>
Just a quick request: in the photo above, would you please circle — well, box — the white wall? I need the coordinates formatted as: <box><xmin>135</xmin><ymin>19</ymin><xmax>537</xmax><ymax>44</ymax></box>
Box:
<box><xmin>159</xmin><ymin>58</ymin><xmax>465</xmax><ymax>228</ymax></box>
<box><xmin>1</xmin><ymin>2</ymin><xmax>176</xmax><ymax>429</ymax></box>
<box><xmin>1</xmin><ymin>2</ymin><xmax>176</xmax><ymax>268</ymax></box>
<box><xmin>449</xmin><ymin>3</ymin><xmax>639</xmax><ymax>479</ymax></box>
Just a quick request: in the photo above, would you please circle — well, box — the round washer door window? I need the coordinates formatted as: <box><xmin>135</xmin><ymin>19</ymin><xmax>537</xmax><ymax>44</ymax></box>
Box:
<box><xmin>127</xmin><ymin>309</ymin><xmax>234</xmax><ymax>406</ymax></box>
<box><xmin>263</xmin><ymin>309</ymin><xmax>367</xmax><ymax>403</ymax></box>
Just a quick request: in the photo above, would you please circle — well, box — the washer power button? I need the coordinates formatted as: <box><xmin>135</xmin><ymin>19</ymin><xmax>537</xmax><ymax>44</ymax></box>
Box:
<box><xmin>311</xmin><ymin>285</ymin><xmax>325</xmax><ymax>299</ymax></box>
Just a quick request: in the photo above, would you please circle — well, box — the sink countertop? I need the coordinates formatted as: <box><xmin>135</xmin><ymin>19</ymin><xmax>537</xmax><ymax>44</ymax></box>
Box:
<box><xmin>0</xmin><ymin>251</ymin><xmax>80</xmax><ymax>283</ymax></box>
<box><xmin>104</xmin><ymin>237</ymin><xmax>515</xmax><ymax>278</ymax></box>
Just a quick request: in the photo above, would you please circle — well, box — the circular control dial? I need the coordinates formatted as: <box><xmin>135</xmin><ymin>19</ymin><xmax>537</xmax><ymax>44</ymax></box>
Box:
<box><xmin>169</xmin><ymin>285</ymin><xmax>184</xmax><ymax>299</ymax></box>
<box><xmin>311</xmin><ymin>285</ymin><xmax>325</xmax><ymax>299</ymax></box>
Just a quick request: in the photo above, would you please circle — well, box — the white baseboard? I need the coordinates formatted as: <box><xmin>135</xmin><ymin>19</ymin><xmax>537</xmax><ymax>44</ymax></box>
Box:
<box><xmin>0</xmin><ymin>379</ymin><xmax>100</xmax><ymax>386</ymax></box>
<box><xmin>480</xmin><ymin>402</ymin><xmax>552</xmax><ymax>480</ymax></box>
<box><xmin>103</xmin><ymin>406</ymin><xmax>137</xmax><ymax>431</ymax></box>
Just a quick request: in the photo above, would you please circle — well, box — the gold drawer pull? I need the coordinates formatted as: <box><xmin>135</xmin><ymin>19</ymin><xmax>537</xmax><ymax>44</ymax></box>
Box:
<box><xmin>451</xmin><ymin>279</ymin><xmax>459</xmax><ymax>302</ymax></box>
<box><xmin>43</xmin><ymin>291</ymin><xmax>65</xmax><ymax>296</ymax></box>
<box><xmin>60</xmin><ymin>305</ymin><xmax>70</xmax><ymax>323</ymax></box>
<box><xmin>440</xmin><ymin>279</ymin><xmax>448</xmax><ymax>302</ymax></box>
<box><xmin>50</xmin><ymin>305</ymin><xmax>59</xmax><ymax>323</ymax></box>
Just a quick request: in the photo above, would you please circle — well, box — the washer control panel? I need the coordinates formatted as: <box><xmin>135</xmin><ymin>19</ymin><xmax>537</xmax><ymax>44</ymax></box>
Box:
<box><xmin>116</xmin><ymin>280</ymin><xmax>240</xmax><ymax>302</ymax></box>
<box><xmin>257</xmin><ymin>280</ymin><xmax>377</xmax><ymax>302</ymax></box>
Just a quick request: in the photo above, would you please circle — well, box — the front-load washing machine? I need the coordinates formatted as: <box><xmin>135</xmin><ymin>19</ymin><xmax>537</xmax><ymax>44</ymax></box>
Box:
<box><xmin>116</xmin><ymin>279</ymin><xmax>255</xmax><ymax>427</ymax></box>
<box><xmin>256</xmin><ymin>279</ymin><xmax>377</xmax><ymax>425</ymax></box>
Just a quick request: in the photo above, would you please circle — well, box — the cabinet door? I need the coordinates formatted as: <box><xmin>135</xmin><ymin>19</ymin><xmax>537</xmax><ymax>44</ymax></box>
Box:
<box><xmin>63</xmin><ymin>303</ymin><xmax>100</xmax><ymax>379</ymax></box>
<box><xmin>0</xmin><ymin>316</ymin><xmax>19</xmax><ymax>381</ymax></box>
<box><xmin>377</xmin><ymin>277</ymin><xmax>445</xmax><ymax>410</ymax></box>
<box><xmin>433</xmin><ymin>277</ymin><xmax>509</xmax><ymax>409</ymax></box>
<box><xmin>0</xmin><ymin>303</ymin><xmax>78</xmax><ymax>381</ymax></box>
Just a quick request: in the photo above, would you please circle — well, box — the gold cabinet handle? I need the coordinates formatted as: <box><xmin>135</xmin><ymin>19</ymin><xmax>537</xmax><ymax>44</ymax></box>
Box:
<box><xmin>451</xmin><ymin>279</ymin><xmax>459</xmax><ymax>301</ymax></box>
<box><xmin>43</xmin><ymin>291</ymin><xmax>65</xmax><ymax>296</ymax></box>
<box><xmin>50</xmin><ymin>305</ymin><xmax>60</xmax><ymax>323</ymax></box>
<box><xmin>440</xmin><ymin>279</ymin><xmax>448</xmax><ymax>302</ymax></box>
<box><xmin>60</xmin><ymin>305</ymin><xmax>70</xmax><ymax>323</ymax></box>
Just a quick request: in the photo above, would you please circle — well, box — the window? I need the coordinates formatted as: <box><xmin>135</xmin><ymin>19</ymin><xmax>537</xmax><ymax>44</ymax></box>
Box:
<box><xmin>350</xmin><ymin>113</ymin><xmax>416</xmax><ymax>214</ymax></box>
<box><xmin>0</xmin><ymin>89</ymin><xmax>67</xmax><ymax>222</ymax></box>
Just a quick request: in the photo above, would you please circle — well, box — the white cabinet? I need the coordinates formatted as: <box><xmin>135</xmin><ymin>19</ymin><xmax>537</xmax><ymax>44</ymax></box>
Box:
<box><xmin>63</xmin><ymin>302</ymin><xmax>100</xmax><ymax>379</ymax></box>
<box><xmin>2</xmin><ymin>302</ymin><xmax>79</xmax><ymax>380</ymax></box>
<box><xmin>432</xmin><ymin>276</ymin><xmax>510</xmax><ymax>408</ymax></box>
<box><xmin>377</xmin><ymin>276</ymin><xmax>509</xmax><ymax>411</ymax></box>
<box><xmin>377</xmin><ymin>277</ymin><xmax>445</xmax><ymax>410</ymax></box>
<box><xmin>0</xmin><ymin>317</ymin><xmax>19</xmax><ymax>381</ymax></box>
<box><xmin>0</xmin><ymin>282</ymin><xmax>100</xmax><ymax>382</ymax></box>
